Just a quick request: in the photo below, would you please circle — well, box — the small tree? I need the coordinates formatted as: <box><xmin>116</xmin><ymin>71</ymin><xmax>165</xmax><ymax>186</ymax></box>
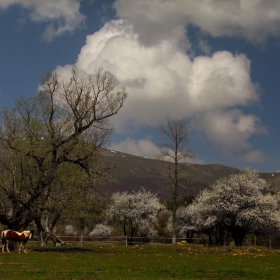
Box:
<box><xmin>158</xmin><ymin>117</ymin><xmax>194</xmax><ymax>244</ymax></box>
<box><xmin>187</xmin><ymin>168</ymin><xmax>280</xmax><ymax>246</ymax></box>
<box><xmin>107</xmin><ymin>189</ymin><xmax>165</xmax><ymax>243</ymax></box>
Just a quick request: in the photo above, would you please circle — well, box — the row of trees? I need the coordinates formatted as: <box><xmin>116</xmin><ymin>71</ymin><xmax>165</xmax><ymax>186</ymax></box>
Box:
<box><xmin>1</xmin><ymin>65</ymin><xmax>278</xmax><ymax>248</ymax></box>
<box><xmin>104</xmin><ymin>169</ymin><xmax>280</xmax><ymax>247</ymax></box>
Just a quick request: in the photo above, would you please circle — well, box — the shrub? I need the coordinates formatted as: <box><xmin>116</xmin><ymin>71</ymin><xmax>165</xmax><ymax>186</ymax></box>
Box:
<box><xmin>89</xmin><ymin>224</ymin><xmax>112</xmax><ymax>237</ymax></box>
<box><xmin>65</xmin><ymin>225</ymin><xmax>74</xmax><ymax>236</ymax></box>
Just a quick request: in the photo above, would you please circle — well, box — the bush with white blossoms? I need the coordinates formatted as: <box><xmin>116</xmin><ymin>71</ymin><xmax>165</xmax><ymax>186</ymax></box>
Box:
<box><xmin>65</xmin><ymin>225</ymin><xmax>74</xmax><ymax>236</ymax></box>
<box><xmin>89</xmin><ymin>224</ymin><xmax>112</xmax><ymax>237</ymax></box>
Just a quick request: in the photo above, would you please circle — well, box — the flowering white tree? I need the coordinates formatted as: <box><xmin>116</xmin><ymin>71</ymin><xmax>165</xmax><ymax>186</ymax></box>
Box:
<box><xmin>167</xmin><ymin>205</ymin><xmax>195</xmax><ymax>240</ymax></box>
<box><xmin>184</xmin><ymin>168</ymin><xmax>280</xmax><ymax>246</ymax></box>
<box><xmin>173</xmin><ymin>201</ymin><xmax>224</xmax><ymax>246</ymax></box>
<box><xmin>107</xmin><ymin>189</ymin><xmax>165</xmax><ymax>243</ymax></box>
<box><xmin>89</xmin><ymin>224</ymin><xmax>112</xmax><ymax>237</ymax></box>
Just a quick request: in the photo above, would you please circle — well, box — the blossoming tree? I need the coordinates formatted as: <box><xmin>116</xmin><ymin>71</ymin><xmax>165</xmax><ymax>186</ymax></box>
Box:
<box><xmin>177</xmin><ymin>168</ymin><xmax>280</xmax><ymax>246</ymax></box>
<box><xmin>107</xmin><ymin>189</ymin><xmax>165</xmax><ymax>243</ymax></box>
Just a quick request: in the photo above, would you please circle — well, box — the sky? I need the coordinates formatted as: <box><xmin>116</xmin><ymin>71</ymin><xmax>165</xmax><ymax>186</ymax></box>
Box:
<box><xmin>0</xmin><ymin>0</ymin><xmax>280</xmax><ymax>173</ymax></box>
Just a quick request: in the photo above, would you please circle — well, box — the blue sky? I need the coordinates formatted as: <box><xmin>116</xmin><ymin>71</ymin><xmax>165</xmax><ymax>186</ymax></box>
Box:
<box><xmin>0</xmin><ymin>0</ymin><xmax>280</xmax><ymax>173</ymax></box>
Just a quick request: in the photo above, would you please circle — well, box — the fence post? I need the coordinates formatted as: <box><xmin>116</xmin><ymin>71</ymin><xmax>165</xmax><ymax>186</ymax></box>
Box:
<box><xmin>269</xmin><ymin>237</ymin><xmax>272</xmax><ymax>250</ymax></box>
<box><xmin>254</xmin><ymin>236</ymin><xmax>256</xmax><ymax>247</ymax></box>
<box><xmin>126</xmin><ymin>235</ymin><xmax>127</xmax><ymax>246</ymax></box>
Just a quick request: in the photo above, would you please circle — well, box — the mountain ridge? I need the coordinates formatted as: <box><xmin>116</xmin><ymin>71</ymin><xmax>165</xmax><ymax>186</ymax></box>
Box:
<box><xmin>101</xmin><ymin>149</ymin><xmax>280</xmax><ymax>199</ymax></box>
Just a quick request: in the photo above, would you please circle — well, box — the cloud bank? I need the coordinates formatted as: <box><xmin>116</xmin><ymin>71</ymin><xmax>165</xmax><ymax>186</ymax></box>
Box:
<box><xmin>13</xmin><ymin>0</ymin><xmax>278</xmax><ymax>163</ymax></box>
<box><xmin>56</xmin><ymin>18</ymin><xmax>265</xmax><ymax>158</ymax></box>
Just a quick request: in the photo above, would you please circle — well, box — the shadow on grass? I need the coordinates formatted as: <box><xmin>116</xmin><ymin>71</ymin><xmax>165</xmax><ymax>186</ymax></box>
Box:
<box><xmin>32</xmin><ymin>246</ymin><xmax>97</xmax><ymax>253</ymax></box>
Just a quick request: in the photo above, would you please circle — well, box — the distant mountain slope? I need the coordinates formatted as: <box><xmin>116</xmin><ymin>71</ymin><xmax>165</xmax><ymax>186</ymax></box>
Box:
<box><xmin>100</xmin><ymin>149</ymin><xmax>280</xmax><ymax>199</ymax></box>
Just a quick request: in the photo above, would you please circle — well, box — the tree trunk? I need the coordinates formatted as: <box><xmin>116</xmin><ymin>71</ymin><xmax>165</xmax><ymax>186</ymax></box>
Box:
<box><xmin>185</xmin><ymin>231</ymin><xmax>194</xmax><ymax>243</ymax></box>
<box><xmin>35</xmin><ymin>216</ymin><xmax>62</xmax><ymax>246</ymax></box>
<box><xmin>208</xmin><ymin>230</ymin><xmax>213</xmax><ymax>246</ymax></box>
<box><xmin>231</xmin><ymin>228</ymin><xmax>247</xmax><ymax>247</ymax></box>
<box><xmin>79</xmin><ymin>218</ymin><xmax>85</xmax><ymax>247</ymax></box>
<box><xmin>38</xmin><ymin>230</ymin><xmax>50</xmax><ymax>247</ymax></box>
<box><xmin>232</xmin><ymin>236</ymin><xmax>245</xmax><ymax>247</ymax></box>
<box><xmin>172</xmin><ymin>181</ymin><xmax>177</xmax><ymax>245</ymax></box>
<box><xmin>36</xmin><ymin>218</ymin><xmax>50</xmax><ymax>247</ymax></box>
<box><xmin>171</xmin><ymin>234</ymin><xmax>176</xmax><ymax>245</ymax></box>
<box><xmin>201</xmin><ymin>233</ymin><xmax>206</xmax><ymax>247</ymax></box>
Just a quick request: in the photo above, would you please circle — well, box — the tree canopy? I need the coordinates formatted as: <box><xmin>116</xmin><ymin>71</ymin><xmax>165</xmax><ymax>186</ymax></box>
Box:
<box><xmin>0</xmin><ymin>67</ymin><xmax>127</xmax><ymax>245</ymax></box>
<box><xmin>176</xmin><ymin>168</ymin><xmax>280</xmax><ymax>246</ymax></box>
<box><xmin>107</xmin><ymin>189</ymin><xmax>165</xmax><ymax>243</ymax></box>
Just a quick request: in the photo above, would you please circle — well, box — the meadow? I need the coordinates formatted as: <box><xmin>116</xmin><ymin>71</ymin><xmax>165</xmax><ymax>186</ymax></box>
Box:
<box><xmin>0</xmin><ymin>242</ymin><xmax>279</xmax><ymax>279</ymax></box>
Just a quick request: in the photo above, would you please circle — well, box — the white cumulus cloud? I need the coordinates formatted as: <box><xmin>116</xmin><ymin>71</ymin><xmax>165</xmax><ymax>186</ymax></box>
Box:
<box><xmin>74</xmin><ymin>19</ymin><xmax>193</xmax><ymax>131</ymax></box>
<box><xmin>111</xmin><ymin>138</ymin><xmax>204</xmax><ymax>164</ymax></box>
<box><xmin>114</xmin><ymin>0</ymin><xmax>280</xmax><ymax>45</ymax></box>
<box><xmin>239</xmin><ymin>149</ymin><xmax>267</xmax><ymax>163</ymax></box>
<box><xmin>193</xmin><ymin>109</ymin><xmax>267</xmax><ymax>153</ymax></box>
<box><xmin>55</xmin><ymin>19</ymin><xmax>264</xmax><ymax>154</ymax></box>
<box><xmin>0</xmin><ymin>0</ymin><xmax>85</xmax><ymax>41</ymax></box>
<box><xmin>53</xmin><ymin>1</ymin><xmax>273</xmax><ymax>159</ymax></box>
<box><xmin>188</xmin><ymin>51</ymin><xmax>259</xmax><ymax>112</ymax></box>
<box><xmin>111</xmin><ymin>138</ymin><xmax>160</xmax><ymax>158</ymax></box>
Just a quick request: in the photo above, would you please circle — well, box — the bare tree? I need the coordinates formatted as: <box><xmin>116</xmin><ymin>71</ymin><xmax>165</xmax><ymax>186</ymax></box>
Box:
<box><xmin>158</xmin><ymin>117</ymin><xmax>194</xmax><ymax>244</ymax></box>
<box><xmin>0</xmin><ymin>67</ymin><xmax>127</xmax><ymax>246</ymax></box>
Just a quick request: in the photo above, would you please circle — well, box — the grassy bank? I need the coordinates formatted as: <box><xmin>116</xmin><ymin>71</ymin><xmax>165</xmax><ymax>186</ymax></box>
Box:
<box><xmin>0</xmin><ymin>243</ymin><xmax>279</xmax><ymax>279</ymax></box>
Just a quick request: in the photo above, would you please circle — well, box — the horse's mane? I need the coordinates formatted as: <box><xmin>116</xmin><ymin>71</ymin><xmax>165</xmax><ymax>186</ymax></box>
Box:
<box><xmin>22</xmin><ymin>230</ymin><xmax>32</xmax><ymax>237</ymax></box>
<box><xmin>2</xmin><ymin>230</ymin><xmax>32</xmax><ymax>237</ymax></box>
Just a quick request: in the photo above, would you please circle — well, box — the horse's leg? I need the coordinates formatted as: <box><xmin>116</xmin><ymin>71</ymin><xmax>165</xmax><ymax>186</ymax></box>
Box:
<box><xmin>18</xmin><ymin>242</ymin><xmax>23</xmax><ymax>253</ymax></box>
<box><xmin>23</xmin><ymin>243</ymin><xmax>27</xmax><ymax>253</ymax></box>
<box><xmin>5</xmin><ymin>240</ymin><xmax>10</xmax><ymax>253</ymax></box>
<box><xmin>19</xmin><ymin>242</ymin><xmax>27</xmax><ymax>253</ymax></box>
<box><xmin>1</xmin><ymin>238</ymin><xmax>4</xmax><ymax>253</ymax></box>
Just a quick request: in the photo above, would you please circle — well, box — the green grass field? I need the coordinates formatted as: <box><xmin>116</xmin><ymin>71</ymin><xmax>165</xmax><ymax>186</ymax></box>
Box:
<box><xmin>0</xmin><ymin>242</ymin><xmax>280</xmax><ymax>279</ymax></box>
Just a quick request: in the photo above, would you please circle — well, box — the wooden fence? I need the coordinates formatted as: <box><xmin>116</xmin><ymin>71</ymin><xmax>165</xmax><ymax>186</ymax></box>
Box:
<box><xmin>29</xmin><ymin>235</ymin><xmax>280</xmax><ymax>249</ymax></box>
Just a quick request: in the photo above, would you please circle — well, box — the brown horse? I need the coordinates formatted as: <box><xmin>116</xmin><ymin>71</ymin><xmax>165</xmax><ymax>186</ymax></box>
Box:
<box><xmin>1</xmin><ymin>229</ymin><xmax>34</xmax><ymax>253</ymax></box>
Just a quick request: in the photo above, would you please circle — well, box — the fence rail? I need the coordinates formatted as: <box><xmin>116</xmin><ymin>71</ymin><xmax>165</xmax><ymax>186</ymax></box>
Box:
<box><xmin>28</xmin><ymin>235</ymin><xmax>280</xmax><ymax>249</ymax></box>
<box><xmin>29</xmin><ymin>236</ymin><xmax>202</xmax><ymax>245</ymax></box>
